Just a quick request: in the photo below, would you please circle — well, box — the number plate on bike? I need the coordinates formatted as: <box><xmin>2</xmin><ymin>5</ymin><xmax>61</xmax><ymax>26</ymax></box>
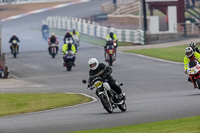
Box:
<box><xmin>12</xmin><ymin>40</ymin><xmax>17</xmax><ymax>44</ymax></box>
<box><xmin>109</xmin><ymin>50</ymin><xmax>113</xmax><ymax>54</ymax></box>
<box><xmin>94</xmin><ymin>81</ymin><xmax>102</xmax><ymax>88</ymax></box>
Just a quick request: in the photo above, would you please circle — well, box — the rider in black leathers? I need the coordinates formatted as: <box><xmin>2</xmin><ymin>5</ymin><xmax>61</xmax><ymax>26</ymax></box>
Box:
<box><xmin>63</xmin><ymin>31</ymin><xmax>74</xmax><ymax>44</ymax></box>
<box><xmin>9</xmin><ymin>33</ymin><xmax>20</xmax><ymax>54</ymax></box>
<box><xmin>189</xmin><ymin>42</ymin><xmax>200</xmax><ymax>53</ymax></box>
<box><xmin>88</xmin><ymin>58</ymin><xmax>125</xmax><ymax>99</ymax></box>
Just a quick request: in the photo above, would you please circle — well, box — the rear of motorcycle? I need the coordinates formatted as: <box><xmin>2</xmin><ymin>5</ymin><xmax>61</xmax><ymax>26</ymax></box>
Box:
<box><xmin>105</xmin><ymin>46</ymin><xmax>116</xmax><ymax>66</ymax></box>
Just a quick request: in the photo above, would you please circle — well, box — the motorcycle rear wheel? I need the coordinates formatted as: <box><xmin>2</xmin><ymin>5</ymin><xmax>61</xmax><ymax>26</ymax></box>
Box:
<box><xmin>99</xmin><ymin>94</ymin><xmax>113</xmax><ymax>113</ymax></box>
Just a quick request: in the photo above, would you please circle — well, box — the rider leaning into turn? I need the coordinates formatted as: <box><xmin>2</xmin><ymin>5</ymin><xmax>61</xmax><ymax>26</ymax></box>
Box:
<box><xmin>87</xmin><ymin>58</ymin><xmax>125</xmax><ymax>99</ymax></box>
<box><xmin>48</xmin><ymin>32</ymin><xmax>59</xmax><ymax>54</ymax></box>
<box><xmin>9</xmin><ymin>33</ymin><xmax>20</xmax><ymax>54</ymax></box>
<box><xmin>189</xmin><ymin>42</ymin><xmax>200</xmax><ymax>53</ymax></box>
<box><xmin>184</xmin><ymin>47</ymin><xmax>200</xmax><ymax>84</ymax></box>
<box><xmin>62</xmin><ymin>39</ymin><xmax>76</xmax><ymax>66</ymax></box>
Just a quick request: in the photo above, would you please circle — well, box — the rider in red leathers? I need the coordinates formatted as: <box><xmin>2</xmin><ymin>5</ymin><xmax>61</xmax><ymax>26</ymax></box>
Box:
<box><xmin>48</xmin><ymin>32</ymin><xmax>59</xmax><ymax>54</ymax></box>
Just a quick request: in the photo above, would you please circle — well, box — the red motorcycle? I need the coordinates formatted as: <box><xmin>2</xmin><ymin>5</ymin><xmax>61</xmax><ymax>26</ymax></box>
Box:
<box><xmin>105</xmin><ymin>44</ymin><xmax>116</xmax><ymax>66</ymax></box>
<box><xmin>49</xmin><ymin>43</ymin><xmax>58</xmax><ymax>58</ymax></box>
<box><xmin>187</xmin><ymin>59</ymin><xmax>200</xmax><ymax>89</ymax></box>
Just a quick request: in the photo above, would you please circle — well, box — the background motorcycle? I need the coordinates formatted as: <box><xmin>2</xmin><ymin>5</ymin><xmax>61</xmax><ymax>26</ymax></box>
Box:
<box><xmin>72</xmin><ymin>35</ymin><xmax>80</xmax><ymax>52</ymax></box>
<box><xmin>43</xmin><ymin>29</ymin><xmax>49</xmax><ymax>41</ymax></box>
<box><xmin>63</xmin><ymin>50</ymin><xmax>75</xmax><ymax>71</ymax></box>
<box><xmin>105</xmin><ymin>45</ymin><xmax>116</xmax><ymax>66</ymax></box>
<box><xmin>82</xmin><ymin>77</ymin><xmax>127</xmax><ymax>113</ymax></box>
<box><xmin>49</xmin><ymin>43</ymin><xmax>58</xmax><ymax>58</ymax></box>
<box><xmin>11</xmin><ymin>40</ymin><xmax>18</xmax><ymax>58</ymax></box>
<box><xmin>187</xmin><ymin>59</ymin><xmax>200</xmax><ymax>90</ymax></box>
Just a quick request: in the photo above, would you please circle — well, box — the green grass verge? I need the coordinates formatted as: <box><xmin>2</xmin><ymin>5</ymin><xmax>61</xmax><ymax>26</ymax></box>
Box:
<box><xmin>124</xmin><ymin>45</ymin><xmax>188</xmax><ymax>62</ymax></box>
<box><xmin>48</xmin><ymin>28</ymin><xmax>132</xmax><ymax>46</ymax></box>
<box><xmin>69</xmin><ymin>116</ymin><xmax>200</xmax><ymax>133</ymax></box>
<box><xmin>0</xmin><ymin>93</ymin><xmax>91</xmax><ymax>116</ymax></box>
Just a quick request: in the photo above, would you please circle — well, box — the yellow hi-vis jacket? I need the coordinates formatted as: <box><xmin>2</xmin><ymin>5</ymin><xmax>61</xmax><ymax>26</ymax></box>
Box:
<box><xmin>70</xmin><ymin>31</ymin><xmax>80</xmax><ymax>37</ymax></box>
<box><xmin>184</xmin><ymin>52</ymin><xmax>200</xmax><ymax>70</ymax></box>
<box><xmin>106</xmin><ymin>34</ymin><xmax>118</xmax><ymax>41</ymax></box>
<box><xmin>62</xmin><ymin>43</ymin><xmax>76</xmax><ymax>55</ymax></box>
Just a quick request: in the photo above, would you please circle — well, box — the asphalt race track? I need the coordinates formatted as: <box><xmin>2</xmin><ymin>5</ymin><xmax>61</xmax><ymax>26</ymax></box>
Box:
<box><xmin>0</xmin><ymin>0</ymin><xmax>200</xmax><ymax>133</ymax></box>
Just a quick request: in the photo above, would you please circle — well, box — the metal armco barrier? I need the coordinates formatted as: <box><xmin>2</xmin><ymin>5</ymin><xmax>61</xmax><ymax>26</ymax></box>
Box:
<box><xmin>42</xmin><ymin>16</ymin><xmax>145</xmax><ymax>45</ymax></box>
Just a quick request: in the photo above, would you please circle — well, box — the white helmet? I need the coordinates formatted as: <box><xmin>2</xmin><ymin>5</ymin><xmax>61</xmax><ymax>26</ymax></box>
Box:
<box><xmin>12</xmin><ymin>33</ymin><xmax>16</xmax><ymax>36</ymax></box>
<box><xmin>51</xmin><ymin>32</ymin><xmax>55</xmax><ymax>37</ymax></box>
<box><xmin>189</xmin><ymin>42</ymin><xmax>196</xmax><ymax>47</ymax></box>
<box><xmin>185</xmin><ymin>47</ymin><xmax>194</xmax><ymax>58</ymax></box>
<box><xmin>88</xmin><ymin>58</ymin><xmax>99</xmax><ymax>70</ymax></box>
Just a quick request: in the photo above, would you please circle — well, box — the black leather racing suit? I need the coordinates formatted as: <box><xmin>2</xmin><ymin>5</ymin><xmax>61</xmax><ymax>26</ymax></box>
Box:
<box><xmin>88</xmin><ymin>63</ymin><xmax>122</xmax><ymax>95</ymax></box>
<box><xmin>9</xmin><ymin>36</ymin><xmax>20</xmax><ymax>53</ymax></box>
<box><xmin>193</xmin><ymin>47</ymin><xmax>200</xmax><ymax>54</ymax></box>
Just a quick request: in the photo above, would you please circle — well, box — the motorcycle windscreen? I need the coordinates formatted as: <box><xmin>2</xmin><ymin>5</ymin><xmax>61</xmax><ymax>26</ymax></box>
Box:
<box><xmin>189</xmin><ymin>60</ymin><xmax>197</xmax><ymax>68</ymax></box>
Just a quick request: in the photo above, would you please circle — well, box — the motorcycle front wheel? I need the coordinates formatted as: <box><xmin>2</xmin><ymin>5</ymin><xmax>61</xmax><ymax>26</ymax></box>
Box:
<box><xmin>99</xmin><ymin>94</ymin><xmax>113</xmax><ymax>113</ymax></box>
<box><xmin>118</xmin><ymin>101</ymin><xmax>127</xmax><ymax>112</ymax></box>
<box><xmin>13</xmin><ymin>50</ymin><xmax>17</xmax><ymax>58</ymax></box>
<box><xmin>66</xmin><ymin>61</ymin><xmax>72</xmax><ymax>71</ymax></box>
<box><xmin>196</xmin><ymin>78</ymin><xmax>200</xmax><ymax>89</ymax></box>
<box><xmin>109</xmin><ymin>56</ymin><xmax>112</xmax><ymax>66</ymax></box>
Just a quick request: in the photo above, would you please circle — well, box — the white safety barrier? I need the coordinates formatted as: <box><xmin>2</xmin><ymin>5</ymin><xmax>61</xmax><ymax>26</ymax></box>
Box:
<box><xmin>42</xmin><ymin>16</ymin><xmax>145</xmax><ymax>45</ymax></box>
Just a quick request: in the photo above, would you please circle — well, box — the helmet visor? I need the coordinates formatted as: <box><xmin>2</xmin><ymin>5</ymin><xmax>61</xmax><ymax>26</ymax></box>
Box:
<box><xmin>186</xmin><ymin>51</ymin><xmax>193</xmax><ymax>57</ymax></box>
<box><xmin>89</xmin><ymin>63</ymin><xmax>96</xmax><ymax>68</ymax></box>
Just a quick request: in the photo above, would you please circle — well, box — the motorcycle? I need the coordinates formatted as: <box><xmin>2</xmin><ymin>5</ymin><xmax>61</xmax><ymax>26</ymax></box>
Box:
<box><xmin>82</xmin><ymin>77</ymin><xmax>127</xmax><ymax>113</ymax></box>
<box><xmin>72</xmin><ymin>35</ymin><xmax>80</xmax><ymax>52</ymax></box>
<box><xmin>11</xmin><ymin>40</ymin><xmax>18</xmax><ymax>58</ymax></box>
<box><xmin>187</xmin><ymin>59</ymin><xmax>200</xmax><ymax>89</ymax></box>
<box><xmin>43</xmin><ymin>29</ymin><xmax>49</xmax><ymax>41</ymax></box>
<box><xmin>49</xmin><ymin>43</ymin><xmax>58</xmax><ymax>58</ymax></box>
<box><xmin>105</xmin><ymin>44</ymin><xmax>116</xmax><ymax>66</ymax></box>
<box><xmin>63</xmin><ymin>50</ymin><xmax>76</xmax><ymax>71</ymax></box>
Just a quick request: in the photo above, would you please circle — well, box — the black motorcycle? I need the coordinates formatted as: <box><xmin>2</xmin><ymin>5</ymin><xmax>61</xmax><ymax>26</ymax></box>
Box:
<box><xmin>11</xmin><ymin>40</ymin><xmax>18</xmax><ymax>58</ymax></box>
<box><xmin>63</xmin><ymin>50</ymin><xmax>76</xmax><ymax>71</ymax></box>
<box><xmin>83</xmin><ymin>77</ymin><xmax>127</xmax><ymax>113</ymax></box>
